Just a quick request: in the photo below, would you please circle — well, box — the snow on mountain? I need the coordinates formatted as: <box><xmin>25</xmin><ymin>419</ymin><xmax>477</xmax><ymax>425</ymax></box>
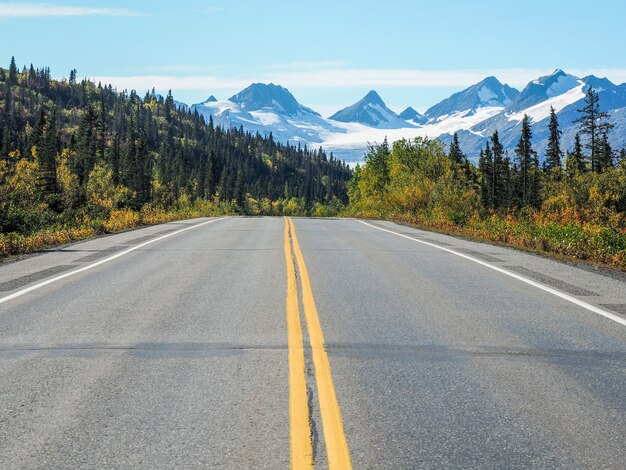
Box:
<box><xmin>506</xmin><ymin>69</ymin><xmax>579</xmax><ymax>113</ymax></box>
<box><xmin>581</xmin><ymin>75</ymin><xmax>614</xmax><ymax>93</ymax></box>
<box><xmin>191</xmin><ymin>84</ymin><xmax>344</xmax><ymax>145</ymax></box>
<box><xmin>506</xmin><ymin>82</ymin><xmax>586</xmax><ymax>123</ymax></box>
<box><xmin>440</xmin><ymin>73</ymin><xmax>626</xmax><ymax>162</ymax></box>
<box><xmin>229</xmin><ymin>83</ymin><xmax>320</xmax><ymax>117</ymax></box>
<box><xmin>328</xmin><ymin>90</ymin><xmax>413</xmax><ymax>129</ymax></box>
<box><xmin>425</xmin><ymin>76</ymin><xmax>519</xmax><ymax>121</ymax></box>
<box><xmin>188</xmin><ymin>71</ymin><xmax>626</xmax><ymax>164</ymax></box>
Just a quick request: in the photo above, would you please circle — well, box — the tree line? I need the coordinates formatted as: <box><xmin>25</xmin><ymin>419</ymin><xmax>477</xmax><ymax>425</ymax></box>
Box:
<box><xmin>346</xmin><ymin>87</ymin><xmax>626</xmax><ymax>268</ymax></box>
<box><xmin>0</xmin><ymin>57</ymin><xmax>352</xmax><ymax>234</ymax></box>
<box><xmin>472</xmin><ymin>86</ymin><xmax>623</xmax><ymax>211</ymax></box>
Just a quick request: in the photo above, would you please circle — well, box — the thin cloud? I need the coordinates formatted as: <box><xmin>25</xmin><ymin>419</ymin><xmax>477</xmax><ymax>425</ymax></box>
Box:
<box><xmin>94</xmin><ymin>75</ymin><xmax>251</xmax><ymax>92</ymax></box>
<box><xmin>93</xmin><ymin>68</ymin><xmax>626</xmax><ymax>97</ymax></box>
<box><xmin>0</xmin><ymin>3</ymin><xmax>144</xmax><ymax>17</ymax></box>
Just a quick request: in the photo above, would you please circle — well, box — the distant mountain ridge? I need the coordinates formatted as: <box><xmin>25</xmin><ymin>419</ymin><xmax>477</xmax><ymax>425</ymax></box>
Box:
<box><xmin>189</xmin><ymin>69</ymin><xmax>626</xmax><ymax>163</ymax></box>
<box><xmin>328</xmin><ymin>90</ymin><xmax>412</xmax><ymax>128</ymax></box>
<box><xmin>425</xmin><ymin>76</ymin><xmax>519</xmax><ymax>120</ymax></box>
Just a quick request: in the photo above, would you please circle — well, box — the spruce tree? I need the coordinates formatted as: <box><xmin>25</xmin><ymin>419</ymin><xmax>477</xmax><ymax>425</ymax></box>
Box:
<box><xmin>565</xmin><ymin>133</ymin><xmax>586</xmax><ymax>175</ymax></box>
<box><xmin>544</xmin><ymin>106</ymin><xmax>562</xmax><ymax>172</ymax></box>
<box><xmin>514</xmin><ymin>115</ymin><xmax>533</xmax><ymax>206</ymax></box>
<box><xmin>575</xmin><ymin>86</ymin><xmax>614</xmax><ymax>172</ymax></box>
<box><xmin>479</xmin><ymin>143</ymin><xmax>493</xmax><ymax>208</ymax></box>
<box><xmin>8</xmin><ymin>56</ymin><xmax>17</xmax><ymax>86</ymax></box>
<box><xmin>491</xmin><ymin>131</ymin><xmax>508</xmax><ymax>209</ymax></box>
<box><xmin>448</xmin><ymin>132</ymin><xmax>465</xmax><ymax>164</ymax></box>
<box><xmin>598</xmin><ymin>132</ymin><xmax>614</xmax><ymax>170</ymax></box>
<box><xmin>37</xmin><ymin>114</ymin><xmax>60</xmax><ymax>210</ymax></box>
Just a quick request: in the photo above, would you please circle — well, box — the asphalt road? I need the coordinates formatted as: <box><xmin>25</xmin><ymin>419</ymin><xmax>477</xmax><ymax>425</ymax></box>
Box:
<box><xmin>0</xmin><ymin>216</ymin><xmax>625</xmax><ymax>469</ymax></box>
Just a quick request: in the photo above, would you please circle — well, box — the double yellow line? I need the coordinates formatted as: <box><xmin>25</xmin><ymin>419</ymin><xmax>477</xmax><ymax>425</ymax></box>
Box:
<box><xmin>283</xmin><ymin>217</ymin><xmax>352</xmax><ymax>470</ymax></box>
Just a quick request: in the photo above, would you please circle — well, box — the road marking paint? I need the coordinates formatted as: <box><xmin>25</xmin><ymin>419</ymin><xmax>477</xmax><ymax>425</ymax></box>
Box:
<box><xmin>358</xmin><ymin>220</ymin><xmax>626</xmax><ymax>328</ymax></box>
<box><xmin>289</xmin><ymin>218</ymin><xmax>352</xmax><ymax>470</ymax></box>
<box><xmin>284</xmin><ymin>218</ymin><xmax>314</xmax><ymax>470</ymax></box>
<box><xmin>0</xmin><ymin>218</ymin><xmax>226</xmax><ymax>306</ymax></box>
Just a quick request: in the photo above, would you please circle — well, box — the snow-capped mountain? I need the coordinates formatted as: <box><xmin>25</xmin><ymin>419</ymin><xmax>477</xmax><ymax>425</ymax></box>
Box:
<box><xmin>424</xmin><ymin>76</ymin><xmax>519</xmax><ymax>121</ymax></box>
<box><xmin>189</xmin><ymin>71</ymin><xmax>626</xmax><ymax>164</ymax></box>
<box><xmin>506</xmin><ymin>69</ymin><xmax>580</xmax><ymax>113</ymax></box>
<box><xmin>439</xmin><ymin>70</ymin><xmax>626</xmax><ymax>159</ymax></box>
<box><xmin>229</xmin><ymin>83</ymin><xmax>320</xmax><ymax>117</ymax></box>
<box><xmin>328</xmin><ymin>90</ymin><xmax>412</xmax><ymax>129</ymax></box>
<box><xmin>191</xmin><ymin>83</ymin><xmax>344</xmax><ymax>144</ymax></box>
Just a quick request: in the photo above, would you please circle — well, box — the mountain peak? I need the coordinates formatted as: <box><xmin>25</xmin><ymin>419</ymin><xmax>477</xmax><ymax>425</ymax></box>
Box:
<box><xmin>508</xmin><ymin>70</ymin><xmax>581</xmax><ymax>112</ymax></box>
<box><xmin>581</xmin><ymin>75</ymin><xmax>615</xmax><ymax>92</ymax></box>
<box><xmin>399</xmin><ymin>106</ymin><xmax>418</xmax><ymax>119</ymax></box>
<box><xmin>228</xmin><ymin>83</ymin><xmax>319</xmax><ymax>117</ymax></box>
<box><xmin>399</xmin><ymin>106</ymin><xmax>427</xmax><ymax>124</ymax></box>
<box><xmin>425</xmin><ymin>77</ymin><xmax>519</xmax><ymax>120</ymax></box>
<box><xmin>363</xmin><ymin>90</ymin><xmax>384</xmax><ymax>105</ymax></box>
<box><xmin>329</xmin><ymin>91</ymin><xmax>413</xmax><ymax>129</ymax></box>
<box><xmin>204</xmin><ymin>95</ymin><xmax>218</xmax><ymax>103</ymax></box>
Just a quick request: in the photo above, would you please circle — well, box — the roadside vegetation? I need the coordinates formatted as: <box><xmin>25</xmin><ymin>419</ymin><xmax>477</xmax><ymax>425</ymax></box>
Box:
<box><xmin>344</xmin><ymin>89</ymin><xmax>626</xmax><ymax>270</ymax></box>
<box><xmin>0</xmin><ymin>58</ymin><xmax>350</xmax><ymax>257</ymax></box>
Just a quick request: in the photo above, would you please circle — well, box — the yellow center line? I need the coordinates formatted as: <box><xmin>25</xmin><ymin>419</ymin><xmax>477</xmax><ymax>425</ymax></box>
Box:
<box><xmin>288</xmin><ymin>217</ymin><xmax>352</xmax><ymax>470</ymax></box>
<box><xmin>284</xmin><ymin>218</ymin><xmax>313</xmax><ymax>469</ymax></box>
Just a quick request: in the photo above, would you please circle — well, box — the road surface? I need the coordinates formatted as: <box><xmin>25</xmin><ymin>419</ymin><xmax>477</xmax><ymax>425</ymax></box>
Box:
<box><xmin>0</xmin><ymin>216</ymin><xmax>624</xmax><ymax>469</ymax></box>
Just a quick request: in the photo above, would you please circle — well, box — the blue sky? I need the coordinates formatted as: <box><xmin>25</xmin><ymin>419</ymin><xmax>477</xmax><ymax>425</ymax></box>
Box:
<box><xmin>2</xmin><ymin>0</ymin><xmax>626</xmax><ymax>115</ymax></box>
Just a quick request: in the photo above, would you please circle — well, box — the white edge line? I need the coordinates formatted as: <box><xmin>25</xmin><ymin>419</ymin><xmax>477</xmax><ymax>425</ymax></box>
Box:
<box><xmin>0</xmin><ymin>217</ymin><xmax>227</xmax><ymax>305</ymax></box>
<box><xmin>358</xmin><ymin>220</ymin><xmax>626</xmax><ymax>327</ymax></box>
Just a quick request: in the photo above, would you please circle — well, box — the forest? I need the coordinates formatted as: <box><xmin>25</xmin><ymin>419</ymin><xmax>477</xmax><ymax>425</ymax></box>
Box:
<box><xmin>0</xmin><ymin>58</ymin><xmax>351</xmax><ymax>256</ymax></box>
<box><xmin>346</xmin><ymin>87</ymin><xmax>626</xmax><ymax>269</ymax></box>
<box><xmin>2</xmin><ymin>57</ymin><xmax>626</xmax><ymax>270</ymax></box>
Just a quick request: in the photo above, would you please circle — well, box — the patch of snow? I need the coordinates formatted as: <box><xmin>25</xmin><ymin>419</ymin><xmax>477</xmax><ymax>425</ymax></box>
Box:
<box><xmin>478</xmin><ymin>85</ymin><xmax>497</xmax><ymax>104</ymax></box>
<box><xmin>250</xmin><ymin>110</ymin><xmax>282</xmax><ymax>126</ymax></box>
<box><xmin>507</xmin><ymin>83</ymin><xmax>585</xmax><ymax>123</ymax></box>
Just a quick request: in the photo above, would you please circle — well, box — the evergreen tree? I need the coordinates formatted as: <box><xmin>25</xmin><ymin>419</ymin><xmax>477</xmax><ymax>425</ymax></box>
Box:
<box><xmin>544</xmin><ymin>106</ymin><xmax>562</xmax><ymax>172</ymax></box>
<box><xmin>479</xmin><ymin>144</ymin><xmax>493</xmax><ymax>208</ymax></box>
<box><xmin>565</xmin><ymin>133</ymin><xmax>586</xmax><ymax>175</ymax></box>
<box><xmin>491</xmin><ymin>131</ymin><xmax>509</xmax><ymax>209</ymax></box>
<box><xmin>575</xmin><ymin>86</ymin><xmax>614</xmax><ymax>172</ymax></box>
<box><xmin>448</xmin><ymin>132</ymin><xmax>465</xmax><ymax>164</ymax></box>
<box><xmin>8</xmin><ymin>56</ymin><xmax>17</xmax><ymax>86</ymax></box>
<box><xmin>73</xmin><ymin>104</ymin><xmax>97</xmax><ymax>190</ymax></box>
<box><xmin>37</xmin><ymin>114</ymin><xmax>60</xmax><ymax>210</ymax></box>
<box><xmin>111</xmin><ymin>132</ymin><xmax>121</xmax><ymax>186</ymax></box>
<box><xmin>514</xmin><ymin>115</ymin><xmax>533</xmax><ymax>206</ymax></box>
<box><xmin>598</xmin><ymin>132</ymin><xmax>614</xmax><ymax>170</ymax></box>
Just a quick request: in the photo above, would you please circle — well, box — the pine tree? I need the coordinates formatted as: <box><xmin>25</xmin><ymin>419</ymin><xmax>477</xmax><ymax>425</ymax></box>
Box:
<box><xmin>491</xmin><ymin>131</ymin><xmax>509</xmax><ymax>209</ymax></box>
<box><xmin>544</xmin><ymin>106</ymin><xmax>562</xmax><ymax>173</ymax></box>
<box><xmin>111</xmin><ymin>132</ymin><xmax>121</xmax><ymax>185</ymax></box>
<box><xmin>598</xmin><ymin>132</ymin><xmax>614</xmax><ymax>170</ymax></box>
<box><xmin>8</xmin><ymin>56</ymin><xmax>17</xmax><ymax>86</ymax></box>
<box><xmin>73</xmin><ymin>104</ymin><xmax>97</xmax><ymax>189</ymax></box>
<box><xmin>37</xmin><ymin>114</ymin><xmax>60</xmax><ymax>210</ymax></box>
<box><xmin>234</xmin><ymin>169</ymin><xmax>245</xmax><ymax>207</ymax></box>
<box><xmin>479</xmin><ymin>144</ymin><xmax>493</xmax><ymax>208</ymax></box>
<box><xmin>565</xmin><ymin>133</ymin><xmax>586</xmax><ymax>175</ymax></box>
<box><xmin>448</xmin><ymin>132</ymin><xmax>465</xmax><ymax>164</ymax></box>
<box><xmin>514</xmin><ymin>115</ymin><xmax>533</xmax><ymax>206</ymax></box>
<box><xmin>575</xmin><ymin>86</ymin><xmax>614</xmax><ymax>172</ymax></box>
